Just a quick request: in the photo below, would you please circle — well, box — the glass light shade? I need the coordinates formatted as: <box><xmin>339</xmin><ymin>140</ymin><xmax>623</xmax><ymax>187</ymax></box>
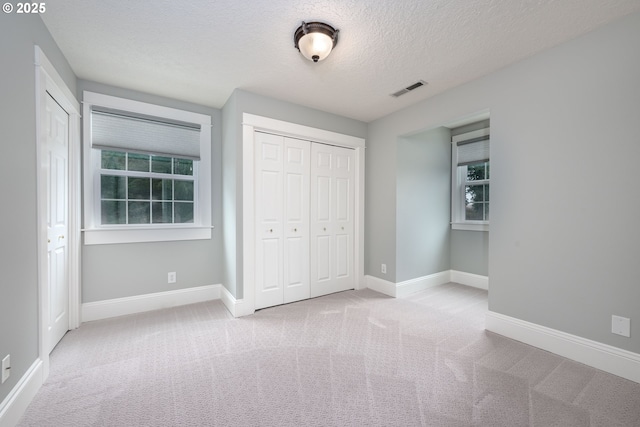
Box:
<box><xmin>297</xmin><ymin>32</ymin><xmax>334</xmax><ymax>62</ymax></box>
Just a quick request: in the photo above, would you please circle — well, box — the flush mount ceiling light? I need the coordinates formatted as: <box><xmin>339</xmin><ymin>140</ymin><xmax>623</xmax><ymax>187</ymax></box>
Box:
<box><xmin>294</xmin><ymin>21</ymin><xmax>339</xmax><ymax>63</ymax></box>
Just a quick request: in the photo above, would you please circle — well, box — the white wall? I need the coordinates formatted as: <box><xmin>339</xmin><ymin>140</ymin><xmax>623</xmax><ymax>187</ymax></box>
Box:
<box><xmin>366</xmin><ymin>12</ymin><xmax>640</xmax><ymax>353</ymax></box>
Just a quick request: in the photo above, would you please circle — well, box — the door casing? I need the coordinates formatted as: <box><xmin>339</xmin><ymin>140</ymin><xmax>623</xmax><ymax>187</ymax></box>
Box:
<box><xmin>241</xmin><ymin>113</ymin><xmax>365</xmax><ymax>316</ymax></box>
<box><xmin>35</xmin><ymin>46</ymin><xmax>81</xmax><ymax>378</ymax></box>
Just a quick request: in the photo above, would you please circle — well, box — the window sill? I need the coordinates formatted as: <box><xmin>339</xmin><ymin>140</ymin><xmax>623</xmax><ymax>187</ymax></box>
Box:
<box><xmin>83</xmin><ymin>226</ymin><xmax>213</xmax><ymax>245</ymax></box>
<box><xmin>451</xmin><ymin>222</ymin><xmax>489</xmax><ymax>232</ymax></box>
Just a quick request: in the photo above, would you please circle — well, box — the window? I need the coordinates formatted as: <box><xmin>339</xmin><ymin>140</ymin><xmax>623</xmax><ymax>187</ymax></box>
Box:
<box><xmin>451</xmin><ymin>127</ymin><xmax>489</xmax><ymax>231</ymax></box>
<box><xmin>83</xmin><ymin>92</ymin><xmax>212</xmax><ymax>245</ymax></box>
<box><xmin>99</xmin><ymin>151</ymin><xmax>195</xmax><ymax>225</ymax></box>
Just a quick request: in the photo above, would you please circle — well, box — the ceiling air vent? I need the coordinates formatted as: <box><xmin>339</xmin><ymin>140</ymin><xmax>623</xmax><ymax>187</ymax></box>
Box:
<box><xmin>391</xmin><ymin>80</ymin><xmax>428</xmax><ymax>98</ymax></box>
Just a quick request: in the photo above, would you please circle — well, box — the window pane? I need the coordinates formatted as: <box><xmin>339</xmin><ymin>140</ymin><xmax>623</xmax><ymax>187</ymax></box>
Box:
<box><xmin>101</xmin><ymin>175</ymin><xmax>126</xmax><ymax>199</ymax></box>
<box><xmin>485</xmin><ymin>184</ymin><xmax>489</xmax><ymax>201</ymax></box>
<box><xmin>128</xmin><ymin>153</ymin><xmax>150</xmax><ymax>172</ymax></box>
<box><xmin>128</xmin><ymin>201</ymin><xmax>150</xmax><ymax>224</ymax></box>
<box><xmin>174</xmin><ymin>158</ymin><xmax>193</xmax><ymax>176</ymax></box>
<box><xmin>486</xmin><ymin>162</ymin><xmax>490</xmax><ymax>179</ymax></box>
<box><xmin>174</xmin><ymin>180</ymin><xmax>194</xmax><ymax>201</ymax></box>
<box><xmin>101</xmin><ymin>201</ymin><xmax>126</xmax><ymax>224</ymax></box>
<box><xmin>152</xmin><ymin>179</ymin><xmax>173</xmax><ymax>201</ymax></box>
<box><xmin>174</xmin><ymin>202</ymin><xmax>194</xmax><ymax>223</ymax></box>
<box><xmin>485</xmin><ymin>203</ymin><xmax>490</xmax><ymax>221</ymax></box>
<box><xmin>151</xmin><ymin>156</ymin><xmax>172</xmax><ymax>174</ymax></box>
<box><xmin>128</xmin><ymin>177</ymin><xmax>150</xmax><ymax>200</ymax></box>
<box><xmin>101</xmin><ymin>150</ymin><xmax>125</xmax><ymax>170</ymax></box>
<box><xmin>466</xmin><ymin>162</ymin><xmax>487</xmax><ymax>181</ymax></box>
<box><xmin>465</xmin><ymin>202</ymin><xmax>485</xmax><ymax>221</ymax></box>
<box><xmin>465</xmin><ymin>184</ymin><xmax>486</xmax><ymax>204</ymax></box>
<box><xmin>152</xmin><ymin>202</ymin><xmax>173</xmax><ymax>223</ymax></box>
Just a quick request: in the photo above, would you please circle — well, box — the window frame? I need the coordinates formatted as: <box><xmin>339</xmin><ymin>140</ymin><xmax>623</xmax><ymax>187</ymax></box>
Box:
<box><xmin>451</xmin><ymin>127</ymin><xmax>490</xmax><ymax>232</ymax></box>
<box><xmin>83</xmin><ymin>91</ymin><xmax>212</xmax><ymax>245</ymax></box>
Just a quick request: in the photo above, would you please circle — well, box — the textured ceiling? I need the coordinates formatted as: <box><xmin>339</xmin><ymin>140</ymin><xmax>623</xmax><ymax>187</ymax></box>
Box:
<box><xmin>41</xmin><ymin>0</ymin><xmax>640</xmax><ymax>122</ymax></box>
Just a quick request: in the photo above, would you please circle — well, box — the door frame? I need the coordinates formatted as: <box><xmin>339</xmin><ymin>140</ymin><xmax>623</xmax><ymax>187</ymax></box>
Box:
<box><xmin>34</xmin><ymin>46</ymin><xmax>81</xmax><ymax>378</ymax></box>
<box><xmin>241</xmin><ymin>113</ymin><xmax>365</xmax><ymax>316</ymax></box>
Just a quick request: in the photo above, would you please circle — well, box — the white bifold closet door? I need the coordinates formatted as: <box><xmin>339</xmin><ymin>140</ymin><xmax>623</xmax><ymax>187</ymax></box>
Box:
<box><xmin>310</xmin><ymin>143</ymin><xmax>355</xmax><ymax>298</ymax></box>
<box><xmin>254</xmin><ymin>132</ymin><xmax>310</xmax><ymax>310</ymax></box>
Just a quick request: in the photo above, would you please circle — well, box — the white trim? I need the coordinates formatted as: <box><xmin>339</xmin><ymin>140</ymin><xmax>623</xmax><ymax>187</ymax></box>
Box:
<box><xmin>365</xmin><ymin>275</ymin><xmax>397</xmax><ymax>297</ymax></box>
<box><xmin>365</xmin><ymin>271</ymin><xmax>451</xmax><ymax>297</ymax></box>
<box><xmin>396</xmin><ymin>271</ymin><xmax>451</xmax><ymax>297</ymax></box>
<box><xmin>241</xmin><ymin>113</ymin><xmax>366</xmax><ymax>315</ymax></box>
<box><xmin>220</xmin><ymin>286</ymin><xmax>253</xmax><ymax>318</ymax></box>
<box><xmin>81</xmin><ymin>284</ymin><xmax>221</xmax><ymax>322</ymax></box>
<box><xmin>486</xmin><ymin>311</ymin><xmax>640</xmax><ymax>384</ymax></box>
<box><xmin>34</xmin><ymin>46</ymin><xmax>82</xmax><ymax>382</ymax></box>
<box><xmin>450</xmin><ymin>270</ymin><xmax>489</xmax><ymax>290</ymax></box>
<box><xmin>82</xmin><ymin>91</ymin><xmax>212</xmax><ymax>245</ymax></box>
<box><xmin>0</xmin><ymin>359</ymin><xmax>43</xmax><ymax>427</ymax></box>
<box><xmin>243</xmin><ymin>113</ymin><xmax>365</xmax><ymax>149</ymax></box>
<box><xmin>451</xmin><ymin>222</ymin><xmax>489</xmax><ymax>232</ymax></box>
<box><xmin>83</xmin><ymin>226</ymin><xmax>212</xmax><ymax>245</ymax></box>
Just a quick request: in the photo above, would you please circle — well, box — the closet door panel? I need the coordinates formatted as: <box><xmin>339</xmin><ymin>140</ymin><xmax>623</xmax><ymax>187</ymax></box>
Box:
<box><xmin>335</xmin><ymin>234</ymin><xmax>349</xmax><ymax>278</ymax></box>
<box><xmin>316</xmin><ymin>176</ymin><xmax>331</xmax><ymax>222</ymax></box>
<box><xmin>332</xmin><ymin>146</ymin><xmax>355</xmax><ymax>288</ymax></box>
<box><xmin>316</xmin><ymin>234</ymin><xmax>331</xmax><ymax>282</ymax></box>
<box><xmin>311</xmin><ymin>144</ymin><xmax>355</xmax><ymax>297</ymax></box>
<box><xmin>283</xmin><ymin>137</ymin><xmax>310</xmax><ymax>304</ymax></box>
<box><xmin>255</xmin><ymin>132</ymin><xmax>284</xmax><ymax>309</ymax></box>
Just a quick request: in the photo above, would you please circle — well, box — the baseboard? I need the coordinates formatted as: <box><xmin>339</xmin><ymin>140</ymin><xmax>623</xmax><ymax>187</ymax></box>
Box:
<box><xmin>220</xmin><ymin>286</ymin><xmax>254</xmax><ymax>318</ymax></box>
<box><xmin>365</xmin><ymin>271</ymin><xmax>450</xmax><ymax>298</ymax></box>
<box><xmin>0</xmin><ymin>359</ymin><xmax>43</xmax><ymax>427</ymax></box>
<box><xmin>365</xmin><ymin>275</ymin><xmax>397</xmax><ymax>297</ymax></box>
<box><xmin>396</xmin><ymin>271</ymin><xmax>451</xmax><ymax>297</ymax></box>
<box><xmin>82</xmin><ymin>284</ymin><xmax>222</xmax><ymax>322</ymax></box>
<box><xmin>486</xmin><ymin>311</ymin><xmax>640</xmax><ymax>384</ymax></box>
<box><xmin>450</xmin><ymin>270</ymin><xmax>489</xmax><ymax>290</ymax></box>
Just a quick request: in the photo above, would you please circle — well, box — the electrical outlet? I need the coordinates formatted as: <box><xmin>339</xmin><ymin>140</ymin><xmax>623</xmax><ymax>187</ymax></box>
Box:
<box><xmin>381</xmin><ymin>264</ymin><xmax>387</xmax><ymax>274</ymax></box>
<box><xmin>612</xmin><ymin>315</ymin><xmax>631</xmax><ymax>337</ymax></box>
<box><xmin>168</xmin><ymin>272</ymin><xmax>177</xmax><ymax>284</ymax></box>
<box><xmin>2</xmin><ymin>354</ymin><xmax>10</xmax><ymax>384</ymax></box>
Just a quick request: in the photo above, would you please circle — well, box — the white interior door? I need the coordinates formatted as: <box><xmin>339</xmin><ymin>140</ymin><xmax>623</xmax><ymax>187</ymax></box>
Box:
<box><xmin>283</xmin><ymin>137</ymin><xmax>310</xmax><ymax>304</ymax></box>
<box><xmin>255</xmin><ymin>132</ymin><xmax>284</xmax><ymax>310</ymax></box>
<box><xmin>45</xmin><ymin>92</ymin><xmax>69</xmax><ymax>353</ymax></box>
<box><xmin>254</xmin><ymin>132</ymin><xmax>310</xmax><ymax>309</ymax></box>
<box><xmin>310</xmin><ymin>144</ymin><xmax>355</xmax><ymax>298</ymax></box>
<box><xmin>332</xmin><ymin>146</ymin><xmax>355</xmax><ymax>290</ymax></box>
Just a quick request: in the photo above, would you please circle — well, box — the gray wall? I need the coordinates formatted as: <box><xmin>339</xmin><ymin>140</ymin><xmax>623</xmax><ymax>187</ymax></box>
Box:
<box><xmin>366</xmin><ymin>12</ymin><xmax>640</xmax><ymax>353</ymax></box>
<box><xmin>221</xmin><ymin>92</ymin><xmax>238</xmax><ymax>298</ymax></box>
<box><xmin>222</xmin><ymin>89</ymin><xmax>367</xmax><ymax>299</ymax></box>
<box><xmin>451</xmin><ymin>230</ymin><xmax>489</xmax><ymax>276</ymax></box>
<box><xmin>396</xmin><ymin>127</ymin><xmax>451</xmax><ymax>282</ymax></box>
<box><xmin>0</xmin><ymin>14</ymin><xmax>77</xmax><ymax>404</ymax></box>
<box><xmin>78</xmin><ymin>80</ymin><xmax>224</xmax><ymax>302</ymax></box>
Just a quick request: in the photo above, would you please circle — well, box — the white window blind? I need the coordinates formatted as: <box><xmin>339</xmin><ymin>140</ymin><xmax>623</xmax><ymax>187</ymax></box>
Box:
<box><xmin>91</xmin><ymin>108</ymin><xmax>201</xmax><ymax>160</ymax></box>
<box><xmin>456</xmin><ymin>135</ymin><xmax>490</xmax><ymax>166</ymax></box>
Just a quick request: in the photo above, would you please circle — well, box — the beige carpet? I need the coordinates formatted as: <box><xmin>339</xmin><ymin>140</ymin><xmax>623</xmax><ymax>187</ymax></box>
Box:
<box><xmin>19</xmin><ymin>283</ymin><xmax>640</xmax><ymax>426</ymax></box>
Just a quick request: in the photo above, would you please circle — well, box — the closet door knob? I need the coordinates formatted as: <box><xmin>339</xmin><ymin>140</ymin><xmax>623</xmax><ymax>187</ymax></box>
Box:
<box><xmin>269</xmin><ymin>229</ymin><xmax>273</xmax><ymax>233</ymax></box>
<box><xmin>323</xmin><ymin>227</ymin><xmax>326</xmax><ymax>231</ymax></box>
<box><xmin>294</xmin><ymin>228</ymin><xmax>297</xmax><ymax>232</ymax></box>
